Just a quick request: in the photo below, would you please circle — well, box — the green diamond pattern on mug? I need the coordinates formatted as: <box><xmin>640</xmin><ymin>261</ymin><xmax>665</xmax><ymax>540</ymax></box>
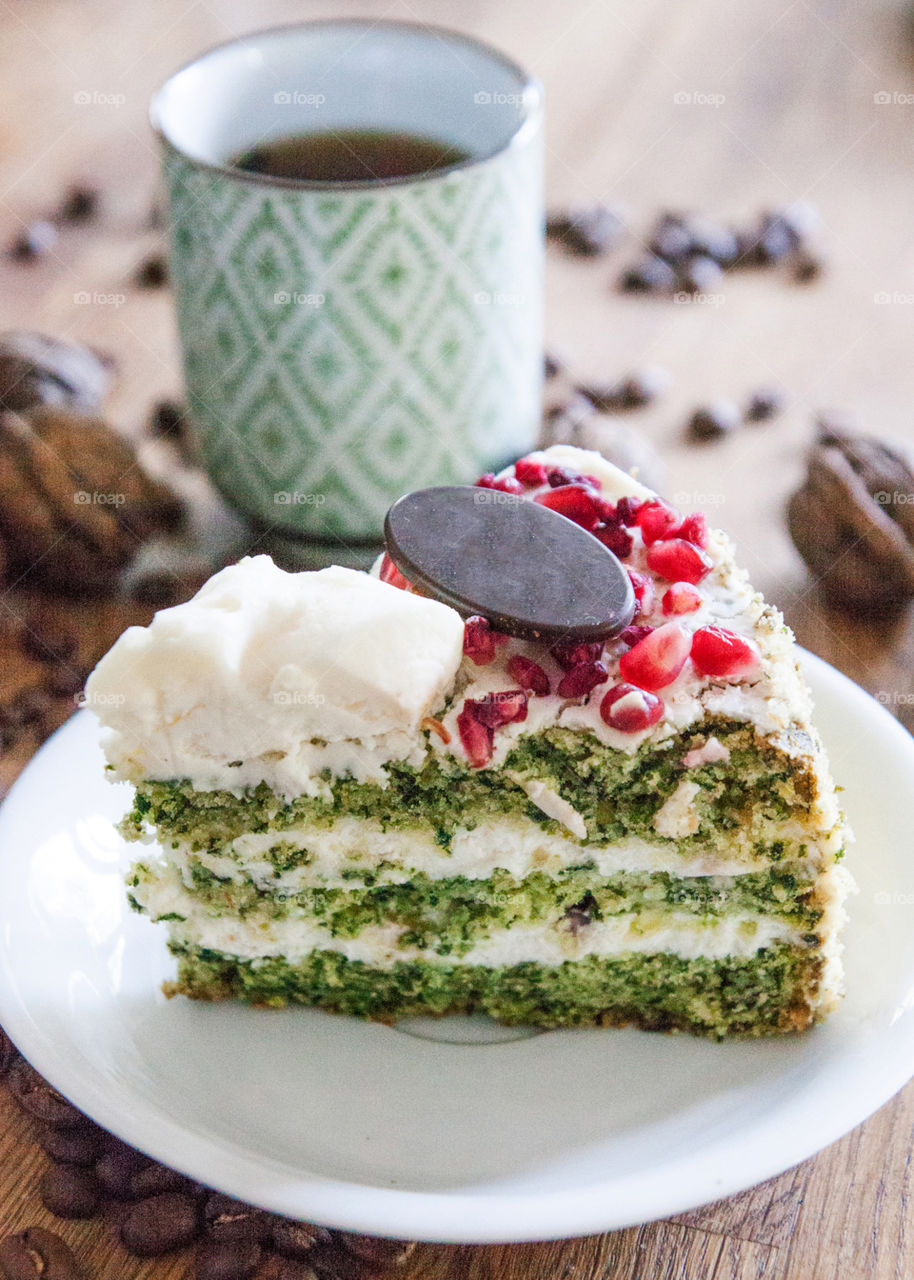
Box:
<box><xmin>165</xmin><ymin>138</ymin><xmax>542</xmax><ymax>541</ymax></box>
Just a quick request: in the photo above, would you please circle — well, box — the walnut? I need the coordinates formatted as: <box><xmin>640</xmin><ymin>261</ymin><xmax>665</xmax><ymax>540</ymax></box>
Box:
<box><xmin>787</xmin><ymin>424</ymin><xmax>914</xmax><ymax>615</ymax></box>
<box><xmin>0</xmin><ymin>405</ymin><xmax>183</xmax><ymax>594</ymax></box>
<box><xmin>0</xmin><ymin>330</ymin><xmax>113</xmax><ymax>412</ymax></box>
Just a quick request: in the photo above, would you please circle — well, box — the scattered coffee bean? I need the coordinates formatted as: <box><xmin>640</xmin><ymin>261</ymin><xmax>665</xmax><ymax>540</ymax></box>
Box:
<box><xmin>544</xmin><ymin>350</ymin><xmax>564</xmax><ymax>380</ymax></box>
<box><xmin>547</xmin><ymin>202</ymin><xmax>624</xmax><ymax>256</ymax></box>
<box><xmin>8</xmin><ymin>220</ymin><xmax>57</xmax><ymax>262</ymax></box>
<box><xmin>0</xmin><ymin>1027</ymin><xmax>17</xmax><ymax>1076</ymax></box>
<box><xmin>7</xmin><ymin>1060</ymin><xmax>84</xmax><ymax>1128</ymax></box>
<box><xmin>196</xmin><ymin>1238</ymin><xmax>263</xmax><ymax>1280</ymax></box>
<box><xmin>22</xmin><ymin>617</ymin><xmax>77</xmax><ymax>665</ymax></box>
<box><xmin>40</xmin><ymin>1164</ymin><xmax>101</xmax><ymax>1219</ymax></box>
<box><xmin>149</xmin><ymin>398</ymin><xmax>188</xmax><ymax>441</ymax></box>
<box><xmin>619</xmin><ymin>256</ymin><xmax>677</xmax><ymax>293</ymax></box>
<box><xmin>576</xmin><ymin>364</ymin><xmax>670</xmax><ymax>413</ymax></box>
<box><xmin>36</xmin><ymin>1120</ymin><xmax>105</xmax><ymax>1166</ymax></box>
<box><xmin>205</xmin><ymin>1193</ymin><xmax>273</xmax><ymax>1246</ymax></box>
<box><xmin>776</xmin><ymin>199</ymin><xmax>820</xmax><ymax>247</ymax></box>
<box><xmin>120</xmin><ymin>1192</ymin><xmax>201</xmax><ymax>1256</ymax></box>
<box><xmin>687</xmin><ymin>400</ymin><xmax>741</xmax><ymax>442</ymax></box>
<box><xmin>688</xmin><ymin>218</ymin><xmax>739</xmax><ymax>267</ymax></box>
<box><xmin>253</xmin><ymin>1259</ymin><xmax>318</xmax><ymax>1280</ymax></box>
<box><xmin>132</xmin><ymin>1161</ymin><xmax>199</xmax><ymax>1199</ymax></box>
<box><xmin>792</xmin><ymin>251</ymin><xmax>824</xmax><ymax>283</ymax></box>
<box><xmin>745</xmin><ymin>386</ymin><xmax>786</xmax><ymax>422</ymax></box>
<box><xmin>0</xmin><ymin>1226</ymin><xmax>82</xmax><ymax>1280</ymax></box>
<box><xmin>135</xmin><ymin>253</ymin><xmax>168</xmax><ymax>288</ymax></box>
<box><xmin>332</xmin><ymin>1233</ymin><xmax>417</xmax><ymax>1277</ymax></box>
<box><xmin>677</xmin><ymin>253</ymin><xmax>723</xmax><ymax>294</ymax></box>
<box><xmin>58</xmin><ymin>186</ymin><xmax>98</xmax><ymax>224</ymax></box>
<box><xmin>271</xmin><ymin>1220</ymin><xmax>331</xmax><ymax>1260</ymax></box>
<box><xmin>43</xmin><ymin>666</ymin><xmax>85</xmax><ymax>701</ymax></box>
<box><xmin>95</xmin><ymin>1140</ymin><xmax>152</xmax><ymax>1199</ymax></box>
<box><xmin>648</xmin><ymin>212</ymin><xmax>692</xmax><ymax>263</ymax></box>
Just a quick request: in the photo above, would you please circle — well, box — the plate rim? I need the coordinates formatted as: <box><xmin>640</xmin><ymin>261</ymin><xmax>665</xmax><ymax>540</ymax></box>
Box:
<box><xmin>0</xmin><ymin>649</ymin><xmax>911</xmax><ymax>1243</ymax></box>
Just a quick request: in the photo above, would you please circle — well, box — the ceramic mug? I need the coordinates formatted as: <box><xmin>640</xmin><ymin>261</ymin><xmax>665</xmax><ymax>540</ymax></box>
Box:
<box><xmin>150</xmin><ymin>20</ymin><xmax>544</xmax><ymax>553</ymax></box>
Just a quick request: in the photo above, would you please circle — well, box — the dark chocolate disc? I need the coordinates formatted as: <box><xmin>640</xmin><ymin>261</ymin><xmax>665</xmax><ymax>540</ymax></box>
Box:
<box><xmin>384</xmin><ymin>486</ymin><xmax>635</xmax><ymax>642</ymax></box>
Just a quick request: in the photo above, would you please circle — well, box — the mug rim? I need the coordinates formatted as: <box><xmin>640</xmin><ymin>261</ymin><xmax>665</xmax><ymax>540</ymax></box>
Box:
<box><xmin>150</xmin><ymin>18</ymin><xmax>544</xmax><ymax>192</ymax></box>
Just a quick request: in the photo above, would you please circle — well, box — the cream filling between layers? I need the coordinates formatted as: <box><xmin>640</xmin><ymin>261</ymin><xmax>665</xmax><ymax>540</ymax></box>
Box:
<box><xmin>133</xmin><ymin>868</ymin><xmax>808</xmax><ymax>967</ymax></box>
<box><xmin>164</xmin><ymin>813</ymin><xmax>832</xmax><ymax>892</ymax></box>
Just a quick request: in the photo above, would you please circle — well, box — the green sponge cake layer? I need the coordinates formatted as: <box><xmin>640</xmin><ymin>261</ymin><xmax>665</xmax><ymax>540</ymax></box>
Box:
<box><xmin>122</xmin><ymin>720</ymin><xmax>834</xmax><ymax>870</ymax></box>
<box><xmin>165</xmin><ymin>942</ymin><xmax>823</xmax><ymax>1039</ymax></box>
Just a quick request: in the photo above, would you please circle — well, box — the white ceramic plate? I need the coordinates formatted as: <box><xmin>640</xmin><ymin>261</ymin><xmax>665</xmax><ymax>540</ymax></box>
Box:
<box><xmin>0</xmin><ymin>652</ymin><xmax>910</xmax><ymax>1243</ymax></box>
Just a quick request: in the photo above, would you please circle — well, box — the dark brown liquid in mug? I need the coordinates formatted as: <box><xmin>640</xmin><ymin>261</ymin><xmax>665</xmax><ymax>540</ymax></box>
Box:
<box><xmin>233</xmin><ymin>129</ymin><xmax>470</xmax><ymax>183</ymax></box>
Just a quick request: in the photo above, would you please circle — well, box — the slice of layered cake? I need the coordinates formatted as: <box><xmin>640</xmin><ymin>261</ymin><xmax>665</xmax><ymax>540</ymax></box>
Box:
<box><xmin>87</xmin><ymin>444</ymin><xmax>851</xmax><ymax>1038</ymax></box>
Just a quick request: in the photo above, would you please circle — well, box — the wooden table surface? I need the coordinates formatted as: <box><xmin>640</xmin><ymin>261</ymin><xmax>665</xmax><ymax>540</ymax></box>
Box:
<box><xmin>2</xmin><ymin>0</ymin><xmax>914</xmax><ymax>1277</ymax></box>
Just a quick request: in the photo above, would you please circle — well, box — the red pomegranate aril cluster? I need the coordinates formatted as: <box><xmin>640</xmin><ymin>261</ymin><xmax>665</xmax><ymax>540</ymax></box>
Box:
<box><xmin>458</xmin><ymin>689</ymin><xmax>528</xmax><ymax>767</ymax></box>
<box><xmin>619</xmin><ymin>621</ymin><xmax>691</xmax><ymax>691</ymax></box>
<box><xmin>690</xmin><ymin>626</ymin><xmax>759</xmax><ymax>677</ymax></box>
<box><xmin>475</xmin><ymin>473</ymin><xmax>523</xmax><ymax>495</ymax></box>
<box><xmin>594</xmin><ymin>523</ymin><xmax>633</xmax><ymax>558</ymax></box>
<box><xmin>646</xmin><ymin>539</ymin><xmax>713</xmax><ymax>585</ymax></box>
<box><xmin>534</xmin><ymin>483</ymin><xmax>602</xmax><ymax>530</ymax></box>
<box><xmin>616</xmin><ymin>496</ymin><xmax>643</xmax><ymax>526</ymax></box>
<box><xmin>547</xmin><ymin>465</ymin><xmax>583</xmax><ymax>488</ymax></box>
<box><xmin>507</xmin><ymin>655</ymin><xmax>551</xmax><ymax>696</ymax></box>
<box><xmin>618</xmin><ymin>623</ymin><xmax>654</xmax><ymax>647</ymax></box>
<box><xmin>637</xmin><ymin>499</ymin><xmax>680</xmax><ymax>545</ymax></box>
<box><xmin>675</xmin><ymin>511</ymin><xmax>708</xmax><ymax>548</ymax></box>
<box><xmin>552</xmin><ymin>640</ymin><xmax>602</xmax><ymax>670</ymax></box>
<box><xmin>514</xmin><ymin>456</ymin><xmax>549</xmax><ymax>486</ymax></box>
<box><xmin>379</xmin><ymin>553</ymin><xmax>411</xmax><ymax>591</ymax></box>
<box><xmin>600</xmin><ymin>682</ymin><xmax>664</xmax><ymax>732</ymax></box>
<box><xmin>662</xmin><ymin>581</ymin><xmax>703</xmax><ymax>615</ymax></box>
<box><xmin>463</xmin><ymin>615</ymin><xmax>509</xmax><ymax>665</ymax></box>
<box><xmin>557</xmin><ymin>660</ymin><xmax>609</xmax><ymax>698</ymax></box>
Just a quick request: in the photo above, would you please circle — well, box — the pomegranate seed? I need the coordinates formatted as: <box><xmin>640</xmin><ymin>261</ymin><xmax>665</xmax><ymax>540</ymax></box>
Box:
<box><xmin>662</xmin><ymin>582</ymin><xmax>703</xmax><ymax>615</ymax></box>
<box><xmin>463</xmin><ymin>616</ymin><xmax>496</xmax><ymax>665</ymax></box>
<box><xmin>619</xmin><ymin>624</ymin><xmax>654</xmax><ymax>647</ymax></box>
<box><xmin>690</xmin><ymin>626</ymin><xmax>760</xmax><ymax>677</ymax></box>
<box><xmin>514</xmin><ymin>457</ymin><xmax>549</xmax><ymax>486</ymax></box>
<box><xmin>507</xmin><ymin>655</ymin><xmax>551</xmax><ymax>696</ymax></box>
<box><xmin>646</xmin><ymin>539</ymin><xmax>713</xmax><ymax>585</ymax></box>
<box><xmin>581</xmin><ymin>474</ymin><xmax>604</xmax><ymax>490</ymax></box>
<box><xmin>637</xmin><ymin>499</ymin><xmax>681</xmax><ymax>545</ymax></box>
<box><xmin>379</xmin><ymin>553</ymin><xmax>410</xmax><ymax>590</ymax></box>
<box><xmin>476</xmin><ymin>473</ymin><xmax>523</xmax><ymax>495</ymax></box>
<box><xmin>535</xmin><ymin>484</ymin><xmax>602</xmax><ymax>530</ymax></box>
<box><xmin>674</xmin><ymin>511</ymin><xmax>708</xmax><ymax>548</ymax></box>
<box><xmin>594</xmin><ymin>524</ymin><xmax>633</xmax><ymax>558</ymax></box>
<box><xmin>547</xmin><ymin>466</ymin><xmax>581</xmax><ymax>487</ymax></box>
<box><xmin>627</xmin><ymin>569</ymin><xmax>655</xmax><ymax>618</ymax></box>
<box><xmin>468</xmin><ymin>690</ymin><xmax>529</xmax><ymax>728</ymax></box>
<box><xmin>619</xmin><ymin>622</ymin><xmax>691</xmax><ymax>691</ymax></box>
<box><xmin>595</xmin><ymin>497</ymin><xmax>618</xmax><ymax>523</ymax></box>
<box><xmin>600</xmin><ymin>683</ymin><xmax>665</xmax><ymax>732</ymax></box>
<box><xmin>457</xmin><ymin>707</ymin><xmax>493</xmax><ymax>768</ymax></box>
<box><xmin>552</xmin><ymin>640</ymin><xmax>602</xmax><ymax>670</ymax></box>
<box><xmin>616</xmin><ymin>496</ymin><xmax>643</xmax><ymax>527</ymax></box>
<box><xmin>557</xmin><ymin>661</ymin><xmax>609</xmax><ymax>698</ymax></box>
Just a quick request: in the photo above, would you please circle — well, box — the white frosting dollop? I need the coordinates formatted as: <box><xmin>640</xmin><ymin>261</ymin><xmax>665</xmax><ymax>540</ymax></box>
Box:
<box><xmin>86</xmin><ymin>557</ymin><xmax>464</xmax><ymax>795</ymax></box>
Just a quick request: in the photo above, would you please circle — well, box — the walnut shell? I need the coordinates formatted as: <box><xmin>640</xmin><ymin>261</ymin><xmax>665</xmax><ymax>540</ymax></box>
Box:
<box><xmin>0</xmin><ymin>406</ymin><xmax>184</xmax><ymax>594</ymax></box>
<box><xmin>787</xmin><ymin>433</ymin><xmax>914</xmax><ymax>616</ymax></box>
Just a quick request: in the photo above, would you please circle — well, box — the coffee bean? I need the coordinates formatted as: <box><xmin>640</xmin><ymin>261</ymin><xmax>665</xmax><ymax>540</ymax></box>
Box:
<box><xmin>135</xmin><ymin>254</ymin><xmax>168</xmax><ymax>288</ymax></box>
<box><xmin>271</xmin><ymin>1220</ymin><xmax>331</xmax><ymax>1260</ymax></box>
<box><xmin>205</xmin><ymin>1194</ymin><xmax>273</xmax><ymax>1246</ymax></box>
<box><xmin>547</xmin><ymin>203</ymin><xmax>624</xmax><ymax>256</ymax></box>
<box><xmin>792</xmin><ymin>251</ymin><xmax>824</xmax><ymax>283</ymax></box>
<box><xmin>648</xmin><ymin>212</ymin><xmax>693</xmax><ymax>263</ymax></box>
<box><xmin>335</xmin><ymin>1233</ymin><xmax>416</xmax><ymax>1268</ymax></box>
<box><xmin>131</xmin><ymin>1161</ymin><xmax>199</xmax><ymax>1199</ymax></box>
<box><xmin>575</xmin><ymin>365</ymin><xmax>670</xmax><ymax>413</ymax></box>
<box><xmin>251</xmin><ymin>1259</ymin><xmax>317</xmax><ymax>1280</ymax></box>
<box><xmin>58</xmin><ymin>186</ymin><xmax>98</xmax><ymax>224</ymax></box>
<box><xmin>95</xmin><ymin>1139</ymin><xmax>151</xmax><ymax>1199</ymax></box>
<box><xmin>120</xmin><ymin>1192</ymin><xmax>201</xmax><ymax>1256</ymax></box>
<box><xmin>776</xmin><ymin>199</ymin><xmax>820</xmax><ymax>248</ymax></box>
<box><xmin>36</xmin><ymin>1120</ymin><xmax>105</xmax><ymax>1166</ymax></box>
<box><xmin>0</xmin><ymin>1227</ymin><xmax>82</xmax><ymax>1280</ymax></box>
<box><xmin>687</xmin><ymin>400</ymin><xmax>741</xmax><ymax>442</ymax></box>
<box><xmin>196</xmin><ymin>1238</ymin><xmax>263</xmax><ymax>1280</ymax></box>
<box><xmin>677</xmin><ymin>254</ymin><xmax>723</xmax><ymax>294</ymax></box>
<box><xmin>8</xmin><ymin>1060</ymin><xmax>84</xmax><ymax>1128</ymax></box>
<box><xmin>543</xmin><ymin>351</ymin><xmax>564</xmax><ymax>380</ymax></box>
<box><xmin>618</xmin><ymin>256</ymin><xmax>677</xmax><ymax>293</ymax></box>
<box><xmin>0</xmin><ymin>1026</ymin><xmax>17</xmax><ymax>1075</ymax></box>
<box><xmin>40</xmin><ymin>1165</ymin><xmax>101</xmax><ymax>1219</ymax></box>
<box><xmin>149</xmin><ymin>398</ymin><xmax>188</xmax><ymax>441</ymax></box>
<box><xmin>8</xmin><ymin>221</ymin><xmax>57</xmax><ymax>262</ymax></box>
<box><xmin>688</xmin><ymin>218</ymin><xmax>739</xmax><ymax>267</ymax></box>
<box><xmin>23</xmin><ymin>618</ymin><xmax>77</xmax><ymax>664</ymax></box>
<box><xmin>745</xmin><ymin>386</ymin><xmax>786</xmax><ymax>422</ymax></box>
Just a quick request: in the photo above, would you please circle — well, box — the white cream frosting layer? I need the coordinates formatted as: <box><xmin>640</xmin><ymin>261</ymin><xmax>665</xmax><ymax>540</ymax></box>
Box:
<box><xmin>133</xmin><ymin>866</ymin><xmax>806</xmax><ymax>968</ymax></box>
<box><xmin>167</xmin><ymin>814</ymin><xmax>830</xmax><ymax>893</ymax></box>
<box><xmin>87</xmin><ymin>559</ymin><xmax>464</xmax><ymax>798</ymax></box>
